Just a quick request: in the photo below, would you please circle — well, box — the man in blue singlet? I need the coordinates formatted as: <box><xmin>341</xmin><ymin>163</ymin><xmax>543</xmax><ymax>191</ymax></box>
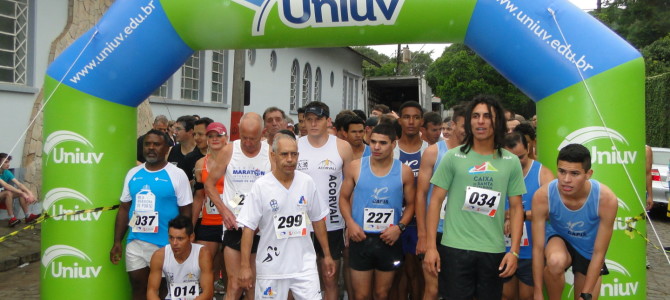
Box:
<box><xmin>340</xmin><ymin>123</ymin><xmax>416</xmax><ymax>300</ymax></box>
<box><xmin>501</xmin><ymin>132</ymin><xmax>554</xmax><ymax>300</ymax></box>
<box><xmin>531</xmin><ymin>144</ymin><xmax>618</xmax><ymax>300</ymax></box>
<box><xmin>393</xmin><ymin>100</ymin><xmax>428</xmax><ymax>300</ymax></box>
<box><xmin>415</xmin><ymin>103</ymin><xmax>466</xmax><ymax>299</ymax></box>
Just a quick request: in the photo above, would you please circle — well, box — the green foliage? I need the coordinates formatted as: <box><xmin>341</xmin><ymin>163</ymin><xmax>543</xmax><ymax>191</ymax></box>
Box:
<box><xmin>645</xmin><ymin>73</ymin><xmax>670</xmax><ymax>147</ymax></box>
<box><xmin>425</xmin><ymin>44</ymin><xmax>534</xmax><ymax>117</ymax></box>
<box><xmin>353</xmin><ymin>46</ymin><xmax>434</xmax><ymax>77</ymax></box>
<box><xmin>592</xmin><ymin>0</ymin><xmax>670</xmax><ymax>49</ymax></box>
<box><xmin>642</xmin><ymin>34</ymin><xmax>670</xmax><ymax>77</ymax></box>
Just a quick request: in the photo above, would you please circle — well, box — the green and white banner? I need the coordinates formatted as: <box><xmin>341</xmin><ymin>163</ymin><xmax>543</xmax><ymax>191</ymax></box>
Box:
<box><xmin>43</xmin><ymin>0</ymin><xmax>645</xmax><ymax>298</ymax></box>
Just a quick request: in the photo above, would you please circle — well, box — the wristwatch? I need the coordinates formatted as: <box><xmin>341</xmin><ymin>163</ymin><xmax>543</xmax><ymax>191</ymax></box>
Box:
<box><xmin>397</xmin><ymin>223</ymin><xmax>407</xmax><ymax>232</ymax></box>
<box><xmin>580</xmin><ymin>293</ymin><xmax>592</xmax><ymax>300</ymax></box>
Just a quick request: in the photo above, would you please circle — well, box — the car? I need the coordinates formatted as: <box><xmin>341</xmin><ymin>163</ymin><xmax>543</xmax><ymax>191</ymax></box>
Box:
<box><xmin>651</xmin><ymin>147</ymin><xmax>670</xmax><ymax>205</ymax></box>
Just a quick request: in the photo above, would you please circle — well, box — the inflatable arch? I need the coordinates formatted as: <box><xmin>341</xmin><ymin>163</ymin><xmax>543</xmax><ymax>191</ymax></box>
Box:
<box><xmin>41</xmin><ymin>0</ymin><xmax>646</xmax><ymax>299</ymax></box>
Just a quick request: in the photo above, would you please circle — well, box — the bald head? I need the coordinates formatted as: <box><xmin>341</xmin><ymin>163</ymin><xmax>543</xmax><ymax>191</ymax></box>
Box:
<box><xmin>240</xmin><ymin>112</ymin><xmax>263</xmax><ymax>136</ymax></box>
<box><xmin>239</xmin><ymin>112</ymin><xmax>264</xmax><ymax>154</ymax></box>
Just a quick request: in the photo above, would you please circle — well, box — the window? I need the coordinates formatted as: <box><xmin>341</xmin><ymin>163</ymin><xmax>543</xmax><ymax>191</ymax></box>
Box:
<box><xmin>301</xmin><ymin>63</ymin><xmax>312</xmax><ymax>106</ymax></box>
<box><xmin>248</xmin><ymin>49</ymin><xmax>256</xmax><ymax>66</ymax></box>
<box><xmin>181</xmin><ymin>51</ymin><xmax>201</xmax><ymax>100</ymax></box>
<box><xmin>151</xmin><ymin>82</ymin><xmax>168</xmax><ymax>97</ymax></box>
<box><xmin>211</xmin><ymin>50</ymin><xmax>228</xmax><ymax>103</ymax></box>
<box><xmin>289</xmin><ymin>59</ymin><xmax>299</xmax><ymax>111</ymax></box>
<box><xmin>314</xmin><ymin>67</ymin><xmax>322</xmax><ymax>102</ymax></box>
<box><xmin>0</xmin><ymin>0</ymin><xmax>29</xmax><ymax>84</ymax></box>
<box><xmin>342</xmin><ymin>71</ymin><xmax>360</xmax><ymax>110</ymax></box>
<box><xmin>270</xmin><ymin>50</ymin><xmax>277</xmax><ymax>72</ymax></box>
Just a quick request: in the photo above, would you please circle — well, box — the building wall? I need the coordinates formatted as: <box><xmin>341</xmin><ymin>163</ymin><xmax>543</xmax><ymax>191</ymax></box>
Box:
<box><xmin>0</xmin><ymin>1</ymin><xmax>366</xmax><ymax>176</ymax></box>
<box><xmin>147</xmin><ymin>47</ymin><xmax>365</xmax><ymax>130</ymax></box>
<box><xmin>0</xmin><ymin>0</ymin><xmax>68</xmax><ymax>168</ymax></box>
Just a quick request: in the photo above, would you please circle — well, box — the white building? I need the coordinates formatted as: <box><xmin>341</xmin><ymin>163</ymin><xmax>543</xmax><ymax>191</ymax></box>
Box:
<box><xmin>148</xmin><ymin>47</ymin><xmax>371</xmax><ymax>128</ymax></box>
<box><xmin>0</xmin><ymin>0</ymin><xmax>372</xmax><ymax>171</ymax></box>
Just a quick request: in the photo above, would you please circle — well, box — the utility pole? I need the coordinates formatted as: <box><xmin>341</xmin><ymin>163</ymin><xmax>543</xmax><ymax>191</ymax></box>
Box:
<box><xmin>396</xmin><ymin>44</ymin><xmax>401</xmax><ymax>75</ymax></box>
<box><xmin>230</xmin><ymin>49</ymin><xmax>246</xmax><ymax>141</ymax></box>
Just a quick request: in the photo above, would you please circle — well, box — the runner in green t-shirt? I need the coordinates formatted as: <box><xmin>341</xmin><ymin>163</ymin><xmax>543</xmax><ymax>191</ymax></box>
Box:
<box><xmin>422</xmin><ymin>95</ymin><xmax>526</xmax><ymax>300</ymax></box>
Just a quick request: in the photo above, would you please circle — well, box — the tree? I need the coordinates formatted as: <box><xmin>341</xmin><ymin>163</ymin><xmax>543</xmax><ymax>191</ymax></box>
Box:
<box><xmin>592</xmin><ymin>0</ymin><xmax>670</xmax><ymax>49</ymax></box>
<box><xmin>353</xmin><ymin>46</ymin><xmax>434</xmax><ymax>77</ymax></box>
<box><xmin>642</xmin><ymin>34</ymin><xmax>670</xmax><ymax>77</ymax></box>
<box><xmin>425</xmin><ymin>44</ymin><xmax>534</xmax><ymax>117</ymax></box>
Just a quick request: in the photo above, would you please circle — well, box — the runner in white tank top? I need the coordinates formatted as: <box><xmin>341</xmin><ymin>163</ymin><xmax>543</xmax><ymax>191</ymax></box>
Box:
<box><xmin>204</xmin><ymin>112</ymin><xmax>271</xmax><ymax>300</ymax></box>
<box><xmin>147</xmin><ymin>215</ymin><xmax>213</xmax><ymax>300</ymax></box>
<box><xmin>223</xmin><ymin>139</ymin><xmax>271</xmax><ymax>220</ymax></box>
<box><xmin>295</xmin><ymin>102</ymin><xmax>353</xmax><ymax>300</ymax></box>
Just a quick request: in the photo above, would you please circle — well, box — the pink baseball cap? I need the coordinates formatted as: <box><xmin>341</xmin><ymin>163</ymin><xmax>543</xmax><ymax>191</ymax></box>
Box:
<box><xmin>206</xmin><ymin>122</ymin><xmax>227</xmax><ymax>136</ymax></box>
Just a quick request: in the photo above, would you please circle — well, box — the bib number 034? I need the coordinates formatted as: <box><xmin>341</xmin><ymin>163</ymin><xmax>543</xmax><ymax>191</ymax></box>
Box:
<box><xmin>462</xmin><ymin>186</ymin><xmax>501</xmax><ymax>217</ymax></box>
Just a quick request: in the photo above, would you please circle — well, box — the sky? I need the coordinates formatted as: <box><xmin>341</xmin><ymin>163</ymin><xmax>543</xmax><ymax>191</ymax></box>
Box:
<box><xmin>369</xmin><ymin>0</ymin><xmax>599</xmax><ymax>60</ymax></box>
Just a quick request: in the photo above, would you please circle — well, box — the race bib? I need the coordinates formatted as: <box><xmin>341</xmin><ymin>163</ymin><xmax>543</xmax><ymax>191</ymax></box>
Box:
<box><xmin>505</xmin><ymin>222</ymin><xmax>530</xmax><ymax>247</ymax></box>
<box><xmin>129</xmin><ymin>211</ymin><xmax>159</xmax><ymax>233</ymax></box>
<box><xmin>439</xmin><ymin>196</ymin><xmax>448</xmax><ymax>220</ymax></box>
<box><xmin>169</xmin><ymin>281</ymin><xmax>199</xmax><ymax>300</ymax></box>
<box><xmin>273</xmin><ymin>212</ymin><xmax>307</xmax><ymax>239</ymax></box>
<box><xmin>363</xmin><ymin>208</ymin><xmax>394</xmax><ymax>232</ymax></box>
<box><xmin>135</xmin><ymin>187</ymin><xmax>156</xmax><ymax>211</ymax></box>
<box><xmin>462</xmin><ymin>186</ymin><xmax>501</xmax><ymax>217</ymax></box>
<box><xmin>205</xmin><ymin>195</ymin><xmax>222</xmax><ymax>215</ymax></box>
<box><xmin>228</xmin><ymin>193</ymin><xmax>246</xmax><ymax>217</ymax></box>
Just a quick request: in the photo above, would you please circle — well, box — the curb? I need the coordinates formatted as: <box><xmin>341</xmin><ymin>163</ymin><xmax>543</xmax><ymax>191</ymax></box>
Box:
<box><xmin>0</xmin><ymin>251</ymin><xmax>40</xmax><ymax>272</ymax></box>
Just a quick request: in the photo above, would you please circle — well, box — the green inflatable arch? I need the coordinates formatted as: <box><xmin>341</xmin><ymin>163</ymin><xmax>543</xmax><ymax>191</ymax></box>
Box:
<box><xmin>41</xmin><ymin>0</ymin><xmax>646</xmax><ymax>298</ymax></box>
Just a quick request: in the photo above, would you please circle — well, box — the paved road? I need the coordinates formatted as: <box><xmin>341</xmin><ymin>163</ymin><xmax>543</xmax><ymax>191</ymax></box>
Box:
<box><xmin>1</xmin><ymin>207</ymin><xmax>669</xmax><ymax>299</ymax></box>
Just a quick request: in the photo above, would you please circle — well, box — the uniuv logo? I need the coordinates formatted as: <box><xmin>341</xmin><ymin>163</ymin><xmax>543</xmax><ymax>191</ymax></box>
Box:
<box><xmin>44</xmin><ymin>130</ymin><xmax>104</xmax><ymax>164</ymax></box>
<box><xmin>42</xmin><ymin>188</ymin><xmax>102</xmax><ymax>222</ymax></box>
<box><xmin>233</xmin><ymin>0</ymin><xmax>406</xmax><ymax>36</ymax></box>
<box><xmin>601</xmin><ymin>259</ymin><xmax>639</xmax><ymax>297</ymax></box>
<box><xmin>613</xmin><ymin>198</ymin><xmax>637</xmax><ymax>231</ymax></box>
<box><xmin>564</xmin><ymin>259</ymin><xmax>639</xmax><ymax>297</ymax></box>
<box><xmin>557</xmin><ymin>126</ymin><xmax>637</xmax><ymax>165</ymax></box>
<box><xmin>42</xmin><ymin>245</ymin><xmax>102</xmax><ymax>279</ymax></box>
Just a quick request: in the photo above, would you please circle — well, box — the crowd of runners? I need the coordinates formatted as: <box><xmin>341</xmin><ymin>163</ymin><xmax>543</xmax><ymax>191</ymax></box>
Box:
<box><xmin>109</xmin><ymin>95</ymin><xmax>617</xmax><ymax>300</ymax></box>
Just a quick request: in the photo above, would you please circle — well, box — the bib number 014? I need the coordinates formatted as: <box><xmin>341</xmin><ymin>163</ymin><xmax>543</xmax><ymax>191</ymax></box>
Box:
<box><xmin>170</xmin><ymin>281</ymin><xmax>199</xmax><ymax>299</ymax></box>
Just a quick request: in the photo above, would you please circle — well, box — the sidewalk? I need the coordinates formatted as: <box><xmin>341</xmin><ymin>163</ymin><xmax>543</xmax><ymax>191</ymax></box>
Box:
<box><xmin>0</xmin><ymin>209</ymin><xmax>668</xmax><ymax>299</ymax></box>
<box><xmin>0</xmin><ymin>222</ymin><xmax>41</xmax><ymax>272</ymax></box>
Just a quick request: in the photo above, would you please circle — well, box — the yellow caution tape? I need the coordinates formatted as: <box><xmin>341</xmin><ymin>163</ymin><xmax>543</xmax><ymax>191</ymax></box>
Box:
<box><xmin>0</xmin><ymin>205</ymin><xmax>119</xmax><ymax>243</ymax></box>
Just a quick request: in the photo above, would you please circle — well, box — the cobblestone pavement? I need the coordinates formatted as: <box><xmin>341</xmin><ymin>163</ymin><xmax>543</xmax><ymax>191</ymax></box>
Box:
<box><xmin>0</xmin><ymin>208</ymin><xmax>669</xmax><ymax>299</ymax></box>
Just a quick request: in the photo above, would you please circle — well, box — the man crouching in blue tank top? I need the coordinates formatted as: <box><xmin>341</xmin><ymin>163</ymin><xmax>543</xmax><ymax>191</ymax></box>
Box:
<box><xmin>531</xmin><ymin>144</ymin><xmax>618</xmax><ymax>300</ymax></box>
<box><xmin>339</xmin><ymin>123</ymin><xmax>416</xmax><ymax>300</ymax></box>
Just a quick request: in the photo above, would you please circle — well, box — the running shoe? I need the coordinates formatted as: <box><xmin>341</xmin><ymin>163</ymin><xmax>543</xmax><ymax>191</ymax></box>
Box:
<box><xmin>25</xmin><ymin>214</ymin><xmax>40</xmax><ymax>224</ymax></box>
<box><xmin>214</xmin><ymin>279</ymin><xmax>226</xmax><ymax>295</ymax></box>
<box><xmin>8</xmin><ymin>217</ymin><xmax>20</xmax><ymax>227</ymax></box>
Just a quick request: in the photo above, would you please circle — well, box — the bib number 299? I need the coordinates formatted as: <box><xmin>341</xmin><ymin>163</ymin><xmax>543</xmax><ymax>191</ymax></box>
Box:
<box><xmin>277</xmin><ymin>214</ymin><xmax>303</xmax><ymax>228</ymax></box>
